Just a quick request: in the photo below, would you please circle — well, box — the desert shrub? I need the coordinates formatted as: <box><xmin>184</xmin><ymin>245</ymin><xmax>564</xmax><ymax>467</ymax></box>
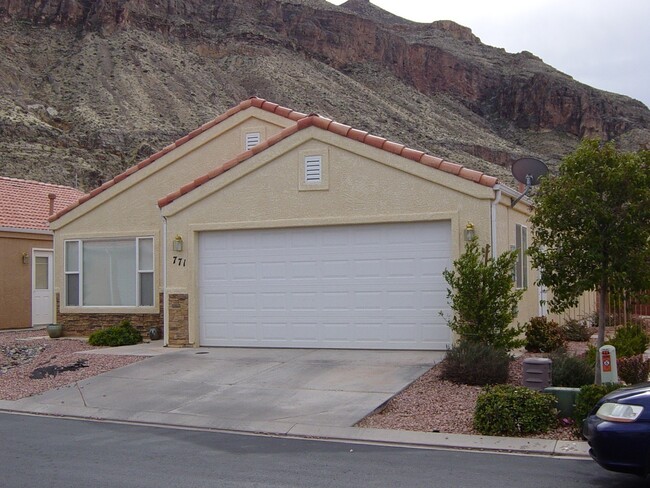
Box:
<box><xmin>442</xmin><ymin>238</ymin><xmax>524</xmax><ymax>352</ymax></box>
<box><xmin>608</xmin><ymin>322</ymin><xmax>650</xmax><ymax>358</ymax></box>
<box><xmin>88</xmin><ymin>320</ymin><xmax>143</xmax><ymax>347</ymax></box>
<box><xmin>474</xmin><ymin>385</ymin><xmax>558</xmax><ymax>436</ymax></box>
<box><xmin>440</xmin><ymin>340</ymin><xmax>510</xmax><ymax>386</ymax></box>
<box><xmin>560</xmin><ymin>319</ymin><xmax>592</xmax><ymax>342</ymax></box>
<box><xmin>585</xmin><ymin>345</ymin><xmax>598</xmax><ymax>367</ymax></box>
<box><xmin>550</xmin><ymin>350</ymin><xmax>594</xmax><ymax>388</ymax></box>
<box><xmin>617</xmin><ymin>354</ymin><xmax>650</xmax><ymax>385</ymax></box>
<box><xmin>584</xmin><ymin>322</ymin><xmax>649</xmax><ymax>366</ymax></box>
<box><xmin>525</xmin><ymin>316</ymin><xmax>565</xmax><ymax>353</ymax></box>
<box><xmin>572</xmin><ymin>383</ymin><xmax>623</xmax><ymax>429</ymax></box>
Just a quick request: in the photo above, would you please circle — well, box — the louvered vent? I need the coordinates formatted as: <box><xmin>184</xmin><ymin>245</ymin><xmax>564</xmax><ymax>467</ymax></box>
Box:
<box><xmin>245</xmin><ymin>132</ymin><xmax>261</xmax><ymax>151</ymax></box>
<box><xmin>304</xmin><ymin>156</ymin><xmax>322</xmax><ymax>183</ymax></box>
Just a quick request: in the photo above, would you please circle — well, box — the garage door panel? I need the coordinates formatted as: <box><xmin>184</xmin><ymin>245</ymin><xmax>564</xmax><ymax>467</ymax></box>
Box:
<box><xmin>199</xmin><ymin>222</ymin><xmax>451</xmax><ymax>349</ymax></box>
<box><xmin>260</xmin><ymin>262</ymin><xmax>287</xmax><ymax>280</ymax></box>
<box><xmin>203</xmin><ymin>292</ymin><xmax>229</xmax><ymax>312</ymax></box>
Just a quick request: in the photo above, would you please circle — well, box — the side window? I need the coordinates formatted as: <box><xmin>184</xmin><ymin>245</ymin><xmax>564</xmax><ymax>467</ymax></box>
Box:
<box><xmin>137</xmin><ymin>237</ymin><xmax>154</xmax><ymax>306</ymax></box>
<box><xmin>515</xmin><ymin>224</ymin><xmax>528</xmax><ymax>289</ymax></box>
<box><xmin>65</xmin><ymin>240</ymin><xmax>80</xmax><ymax>306</ymax></box>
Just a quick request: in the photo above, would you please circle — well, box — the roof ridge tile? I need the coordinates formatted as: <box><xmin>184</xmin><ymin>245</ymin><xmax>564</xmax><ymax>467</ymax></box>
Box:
<box><xmin>439</xmin><ymin>160</ymin><xmax>463</xmax><ymax>175</ymax></box>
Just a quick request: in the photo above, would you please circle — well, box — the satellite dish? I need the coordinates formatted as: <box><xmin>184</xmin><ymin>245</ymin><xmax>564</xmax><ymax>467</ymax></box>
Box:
<box><xmin>510</xmin><ymin>157</ymin><xmax>548</xmax><ymax>207</ymax></box>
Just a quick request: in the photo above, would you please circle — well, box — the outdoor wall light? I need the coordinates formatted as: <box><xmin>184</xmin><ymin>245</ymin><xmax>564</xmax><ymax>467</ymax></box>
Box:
<box><xmin>22</xmin><ymin>252</ymin><xmax>29</xmax><ymax>264</ymax></box>
<box><xmin>464</xmin><ymin>222</ymin><xmax>475</xmax><ymax>242</ymax></box>
<box><xmin>173</xmin><ymin>235</ymin><xmax>184</xmax><ymax>252</ymax></box>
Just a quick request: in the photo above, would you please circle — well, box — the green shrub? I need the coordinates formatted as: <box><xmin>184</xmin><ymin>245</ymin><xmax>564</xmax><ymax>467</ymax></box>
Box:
<box><xmin>585</xmin><ymin>344</ymin><xmax>598</xmax><ymax>367</ymax></box>
<box><xmin>584</xmin><ymin>322</ymin><xmax>649</xmax><ymax>366</ymax></box>
<box><xmin>525</xmin><ymin>316</ymin><xmax>565</xmax><ymax>353</ymax></box>
<box><xmin>609</xmin><ymin>322</ymin><xmax>649</xmax><ymax>358</ymax></box>
<box><xmin>572</xmin><ymin>383</ymin><xmax>623</xmax><ymax>429</ymax></box>
<box><xmin>550</xmin><ymin>350</ymin><xmax>594</xmax><ymax>388</ymax></box>
<box><xmin>88</xmin><ymin>320</ymin><xmax>143</xmax><ymax>347</ymax></box>
<box><xmin>474</xmin><ymin>385</ymin><xmax>558</xmax><ymax>436</ymax></box>
<box><xmin>440</xmin><ymin>340</ymin><xmax>510</xmax><ymax>386</ymax></box>
<box><xmin>442</xmin><ymin>238</ymin><xmax>524</xmax><ymax>352</ymax></box>
<box><xmin>617</xmin><ymin>354</ymin><xmax>650</xmax><ymax>385</ymax></box>
<box><xmin>560</xmin><ymin>319</ymin><xmax>592</xmax><ymax>342</ymax></box>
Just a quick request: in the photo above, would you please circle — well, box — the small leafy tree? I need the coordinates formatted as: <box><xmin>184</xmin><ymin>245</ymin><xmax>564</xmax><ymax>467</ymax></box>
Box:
<box><xmin>443</xmin><ymin>237</ymin><xmax>524</xmax><ymax>351</ymax></box>
<box><xmin>528</xmin><ymin>140</ymin><xmax>650</xmax><ymax>383</ymax></box>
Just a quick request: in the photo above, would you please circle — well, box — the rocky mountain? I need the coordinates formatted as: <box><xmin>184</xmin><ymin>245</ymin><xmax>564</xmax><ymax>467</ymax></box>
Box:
<box><xmin>0</xmin><ymin>0</ymin><xmax>648</xmax><ymax>191</ymax></box>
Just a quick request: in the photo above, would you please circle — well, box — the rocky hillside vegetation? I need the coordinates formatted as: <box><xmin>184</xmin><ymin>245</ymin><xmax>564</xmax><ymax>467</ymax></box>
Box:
<box><xmin>1</xmin><ymin>0</ymin><xmax>648</xmax><ymax>190</ymax></box>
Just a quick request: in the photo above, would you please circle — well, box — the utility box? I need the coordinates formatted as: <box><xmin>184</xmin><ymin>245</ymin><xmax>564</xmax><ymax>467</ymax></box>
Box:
<box><xmin>599</xmin><ymin>345</ymin><xmax>619</xmax><ymax>384</ymax></box>
<box><xmin>523</xmin><ymin>357</ymin><xmax>552</xmax><ymax>391</ymax></box>
<box><xmin>544</xmin><ymin>387</ymin><xmax>581</xmax><ymax>417</ymax></box>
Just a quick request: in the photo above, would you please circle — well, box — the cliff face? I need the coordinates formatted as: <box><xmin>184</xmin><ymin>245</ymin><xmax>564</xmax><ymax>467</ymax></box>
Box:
<box><xmin>0</xmin><ymin>0</ymin><xmax>648</xmax><ymax>189</ymax></box>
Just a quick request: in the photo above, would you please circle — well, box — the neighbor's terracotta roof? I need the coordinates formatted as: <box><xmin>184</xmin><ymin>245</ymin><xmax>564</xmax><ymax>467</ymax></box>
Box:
<box><xmin>0</xmin><ymin>176</ymin><xmax>84</xmax><ymax>231</ymax></box>
<box><xmin>157</xmin><ymin>114</ymin><xmax>498</xmax><ymax>208</ymax></box>
<box><xmin>48</xmin><ymin>97</ymin><xmax>309</xmax><ymax>222</ymax></box>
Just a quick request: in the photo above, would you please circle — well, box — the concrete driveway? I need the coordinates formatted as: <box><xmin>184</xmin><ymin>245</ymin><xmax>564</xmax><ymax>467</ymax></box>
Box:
<box><xmin>8</xmin><ymin>347</ymin><xmax>443</xmax><ymax>434</ymax></box>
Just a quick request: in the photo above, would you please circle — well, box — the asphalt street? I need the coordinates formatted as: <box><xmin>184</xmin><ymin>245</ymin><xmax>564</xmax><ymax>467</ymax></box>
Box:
<box><xmin>1</xmin><ymin>413</ymin><xmax>646</xmax><ymax>488</ymax></box>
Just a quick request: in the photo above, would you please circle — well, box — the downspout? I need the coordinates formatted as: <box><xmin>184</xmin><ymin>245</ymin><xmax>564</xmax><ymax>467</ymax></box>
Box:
<box><xmin>490</xmin><ymin>184</ymin><xmax>501</xmax><ymax>258</ymax></box>
<box><xmin>162</xmin><ymin>214</ymin><xmax>169</xmax><ymax>347</ymax></box>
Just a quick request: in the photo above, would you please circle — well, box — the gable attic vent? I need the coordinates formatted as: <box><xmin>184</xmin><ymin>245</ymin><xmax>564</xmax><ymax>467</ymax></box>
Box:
<box><xmin>304</xmin><ymin>155</ymin><xmax>322</xmax><ymax>183</ymax></box>
<box><xmin>245</xmin><ymin>132</ymin><xmax>262</xmax><ymax>151</ymax></box>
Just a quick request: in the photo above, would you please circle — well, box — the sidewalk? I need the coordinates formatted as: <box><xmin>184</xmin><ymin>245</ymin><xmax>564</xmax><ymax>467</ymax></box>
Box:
<box><xmin>0</xmin><ymin>341</ymin><xmax>591</xmax><ymax>459</ymax></box>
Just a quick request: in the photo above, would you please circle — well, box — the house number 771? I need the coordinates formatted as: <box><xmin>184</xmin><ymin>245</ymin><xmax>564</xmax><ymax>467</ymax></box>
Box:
<box><xmin>172</xmin><ymin>256</ymin><xmax>186</xmax><ymax>267</ymax></box>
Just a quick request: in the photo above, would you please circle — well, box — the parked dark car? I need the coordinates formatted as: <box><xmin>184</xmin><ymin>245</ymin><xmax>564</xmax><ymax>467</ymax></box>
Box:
<box><xmin>583</xmin><ymin>383</ymin><xmax>650</xmax><ymax>476</ymax></box>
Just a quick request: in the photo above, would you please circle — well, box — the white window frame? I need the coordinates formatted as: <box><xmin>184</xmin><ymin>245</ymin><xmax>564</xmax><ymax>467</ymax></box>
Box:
<box><xmin>515</xmin><ymin>224</ymin><xmax>528</xmax><ymax>289</ymax></box>
<box><xmin>64</xmin><ymin>237</ymin><xmax>154</xmax><ymax>308</ymax></box>
<box><xmin>64</xmin><ymin>240</ymin><xmax>80</xmax><ymax>307</ymax></box>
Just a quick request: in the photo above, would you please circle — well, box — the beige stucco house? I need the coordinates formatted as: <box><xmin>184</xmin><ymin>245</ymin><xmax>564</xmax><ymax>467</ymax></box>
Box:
<box><xmin>49</xmin><ymin>97</ymin><xmax>543</xmax><ymax>349</ymax></box>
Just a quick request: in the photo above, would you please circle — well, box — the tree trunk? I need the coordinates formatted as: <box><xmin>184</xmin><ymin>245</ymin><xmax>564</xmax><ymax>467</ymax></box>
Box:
<box><xmin>595</xmin><ymin>280</ymin><xmax>608</xmax><ymax>385</ymax></box>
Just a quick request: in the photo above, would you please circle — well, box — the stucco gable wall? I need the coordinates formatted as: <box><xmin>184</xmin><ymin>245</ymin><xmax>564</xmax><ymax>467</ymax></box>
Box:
<box><xmin>51</xmin><ymin>109</ymin><xmax>291</xmax><ymax>233</ymax></box>
<box><xmin>162</xmin><ymin>130</ymin><xmax>497</xmax><ymax>344</ymax></box>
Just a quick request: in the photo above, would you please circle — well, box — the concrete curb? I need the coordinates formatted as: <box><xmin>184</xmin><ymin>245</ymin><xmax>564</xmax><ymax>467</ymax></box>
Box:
<box><xmin>0</xmin><ymin>401</ymin><xmax>590</xmax><ymax>458</ymax></box>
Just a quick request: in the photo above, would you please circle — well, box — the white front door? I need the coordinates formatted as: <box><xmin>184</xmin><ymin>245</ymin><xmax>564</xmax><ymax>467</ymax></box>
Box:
<box><xmin>32</xmin><ymin>250</ymin><xmax>54</xmax><ymax>326</ymax></box>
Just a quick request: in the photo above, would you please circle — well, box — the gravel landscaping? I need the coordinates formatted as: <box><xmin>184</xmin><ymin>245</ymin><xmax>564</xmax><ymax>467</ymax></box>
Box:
<box><xmin>357</xmin><ymin>342</ymin><xmax>591</xmax><ymax>441</ymax></box>
<box><xmin>0</xmin><ymin>328</ymin><xmax>147</xmax><ymax>401</ymax></box>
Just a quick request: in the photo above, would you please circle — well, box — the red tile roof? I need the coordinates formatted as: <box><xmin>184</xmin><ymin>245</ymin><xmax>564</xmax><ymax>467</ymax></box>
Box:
<box><xmin>47</xmin><ymin>97</ymin><xmax>499</xmax><ymax>219</ymax></box>
<box><xmin>157</xmin><ymin>114</ymin><xmax>499</xmax><ymax>208</ymax></box>
<box><xmin>0</xmin><ymin>177</ymin><xmax>84</xmax><ymax>231</ymax></box>
<box><xmin>49</xmin><ymin>97</ymin><xmax>309</xmax><ymax>222</ymax></box>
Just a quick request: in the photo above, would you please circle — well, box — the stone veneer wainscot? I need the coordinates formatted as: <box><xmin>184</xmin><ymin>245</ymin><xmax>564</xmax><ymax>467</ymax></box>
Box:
<box><xmin>55</xmin><ymin>293</ymin><xmax>164</xmax><ymax>339</ymax></box>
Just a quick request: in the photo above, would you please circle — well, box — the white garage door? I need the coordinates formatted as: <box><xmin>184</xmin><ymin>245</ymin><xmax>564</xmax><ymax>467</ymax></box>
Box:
<box><xmin>198</xmin><ymin>221</ymin><xmax>452</xmax><ymax>349</ymax></box>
